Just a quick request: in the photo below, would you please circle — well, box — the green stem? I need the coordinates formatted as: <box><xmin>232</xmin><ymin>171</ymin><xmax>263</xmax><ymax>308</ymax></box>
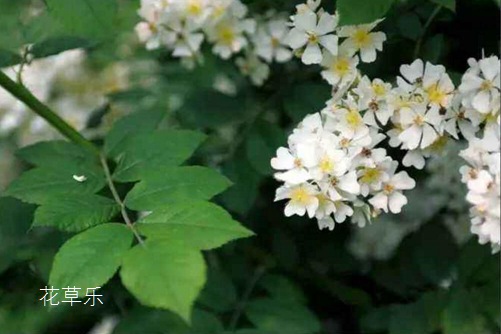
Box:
<box><xmin>413</xmin><ymin>4</ymin><xmax>442</xmax><ymax>59</ymax></box>
<box><xmin>0</xmin><ymin>70</ymin><xmax>99</xmax><ymax>154</ymax></box>
<box><xmin>228</xmin><ymin>265</ymin><xmax>267</xmax><ymax>331</ymax></box>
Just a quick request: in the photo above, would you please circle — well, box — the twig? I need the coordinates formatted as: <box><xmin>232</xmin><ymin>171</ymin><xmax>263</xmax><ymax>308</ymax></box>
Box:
<box><xmin>228</xmin><ymin>265</ymin><xmax>267</xmax><ymax>331</ymax></box>
<box><xmin>0</xmin><ymin>70</ymin><xmax>99</xmax><ymax>154</ymax></box>
<box><xmin>413</xmin><ymin>5</ymin><xmax>442</xmax><ymax>59</ymax></box>
<box><xmin>100</xmin><ymin>153</ymin><xmax>145</xmax><ymax>246</ymax></box>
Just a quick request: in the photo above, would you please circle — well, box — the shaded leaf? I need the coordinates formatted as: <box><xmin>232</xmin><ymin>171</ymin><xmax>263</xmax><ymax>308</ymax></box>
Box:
<box><xmin>138</xmin><ymin>200</ymin><xmax>254</xmax><ymax>250</ymax></box>
<box><xmin>45</xmin><ymin>0</ymin><xmax>118</xmax><ymax>39</ymax></box>
<box><xmin>104</xmin><ymin>109</ymin><xmax>166</xmax><ymax>160</ymax></box>
<box><xmin>33</xmin><ymin>194</ymin><xmax>119</xmax><ymax>232</ymax></box>
<box><xmin>49</xmin><ymin>223</ymin><xmax>133</xmax><ymax>297</ymax></box>
<box><xmin>112</xmin><ymin>130</ymin><xmax>206</xmax><ymax>182</ymax></box>
<box><xmin>245</xmin><ymin>298</ymin><xmax>321</xmax><ymax>334</ymax></box>
<box><xmin>337</xmin><ymin>0</ymin><xmax>396</xmax><ymax>25</ymax></box>
<box><xmin>5</xmin><ymin>165</ymin><xmax>106</xmax><ymax>204</ymax></box>
<box><xmin>125</xmin><ymin>166</ymin><xmax>231</xmax><ymax>211</ymax></box>
<box><xmin>120</xmin><ymin>240</ymin><xmax>207</xmax><ymax>323</ymax></box>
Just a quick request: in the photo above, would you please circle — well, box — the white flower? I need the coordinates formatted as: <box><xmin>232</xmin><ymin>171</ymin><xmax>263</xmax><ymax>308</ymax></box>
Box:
<box><xmin>398</xmin><ymin>103</ymin><xmax>443</xmax><ymax>150</ymax></box>
<box><xmin>275</xmin><ymin>183</ymin><xmax>319</xmax><ymax>218</ymax></box>
<box><xmin>254</xmin><ymin>19</ymin><xmax>293</xmax><ymax>63</ymax></box>
<box><xmin>355</xmin><ymin>76</ymin><xmax>394</xmax><ymax>127</ymax></box>
<box><xmin>236</xmin><ymin>53</ymin><xmax>270</xmax><ymax>86</ymax></box>
<box><xmin>207</xmin><ymin>17</ymin><xmax>255</xmax><ymax>59</ymax></box>
<box><xmin>320</xmin><ymin>50</ymin><xmax>359</xmax><ymax>87</ymax></box>
<box><xmin>286</xmin><ymin>11</ymin><xmax>339</xmax><ymax>64</ymax></box>
<box><xmin>271</xmin><ymin>145</ymin><xmax>315</xmax><ymax>185</ymax></box>
<box><xmin>337</xmin><ymin>20</ymin><xmax>386</xmax><ymax>63</ymax></box>
<box><xmin>369</xmin><ymin>170</ymin><xmax>416</xmax><ymax>213</ymax></box>
<box><xmin>459</xmin><ymin>56</ymin><xmax>500</xmax><ymax>114</ymax></box>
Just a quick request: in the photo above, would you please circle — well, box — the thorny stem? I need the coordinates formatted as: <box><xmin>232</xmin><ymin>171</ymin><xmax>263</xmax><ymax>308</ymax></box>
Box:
<box><xmin>228</xmin><ymin>265</ymin><xmax>267</xmax><ymax>332</ymax></box>
<box><xmin>413</xmin><ymin>4</ymin><xmax>442</xmax><ymax>59</ymax></box>
<box><xmin>100</xmin><ymin>154</ymin><xmax>145</xmax><ymax>246</ymax></box>
<box><xmin>0</xmin><ymin>70</ymin><xmax>100</xmax><ymax>155</ymax></box>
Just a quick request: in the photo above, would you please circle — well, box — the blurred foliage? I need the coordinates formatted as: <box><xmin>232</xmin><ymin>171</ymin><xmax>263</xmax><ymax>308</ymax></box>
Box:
<box><xmin>0</xmin><ymin>0</ymin><xmax>500</xmax><ymax>333</ymax></box>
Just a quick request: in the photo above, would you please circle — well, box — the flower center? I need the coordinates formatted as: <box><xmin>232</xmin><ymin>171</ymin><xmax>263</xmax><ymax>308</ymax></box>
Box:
<box><xmin>218</xmin><ymin>25</ymin><xmax>236</xmax><ymax>45</ymax></box>
<box><xmin>346</xmin><ymin>109</ymin><xmax>363</xmax><ymax>128</ymax></box>
<box><xmin>332</xmin><ymin>58</ymin><xmax>350</xmax><ymax>75</ymax></box>
<box><xmin>480</xmin><ymin>80</ymin><xmax>493</xmax><ymax>91</ymax></box>
<box><xmin>413</xmin><ymin>114</ymin><xmax>425</xmax><ymax>126</ymax></box>
<box><xmin>383</xmin><ymin>184</ymin><xmax>394</xmax><ymax>194</ymax></box>
<box><xmin>361</xmin><ymin>167</ymin><xmax>381</xmax><ymax>184</ymax></box>
<box><xmin>271</xmin><ymin>37</ymin><xmax>280</xmax><ymax>48</ymax></box>
<box><xmin>294</xmin><ymin>158</ymin><xmax>303</xmax><ymax>168</ymax></box>
<box><xmin>307</xmin><ymin>32</ymin><xmax>319</xmax><ymax>44</ymax></box>
<box><xmin>319</xmin><ymin>157</ymin><xmax>334</xmax><ymax>173</ymax></box>
<box><xmin>187</xmin><ymin>0</ymin><xmax>203</xmax><ymax>15</ymax></box>
<box><xmin>426</xmin><ymin>84</ymin><xmax>447</xmax><ymax>105</ymax></box>
<box><xmin>353</xmin><ymin>29</ymin><xmax>372</xmax><ymax>47</ymax></box>
<box><xmin>291</xmin><ymin>187</ymin><xmax>311</xmax><ymax>204</ymax></box>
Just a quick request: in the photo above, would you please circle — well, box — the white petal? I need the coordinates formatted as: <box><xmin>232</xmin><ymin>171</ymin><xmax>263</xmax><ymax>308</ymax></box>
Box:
<box><xmin>302</xmin><ymin>42</ymin><xmax>323</xmax><ymax>64</ymax></box>
<box><xmin>294</xmin><ymin>11</ymin><xmax>317</xmax><ymax>31</ymax></box>
<box><xmin>360</xmin><ymin>47</ymin><xmax>377</xmax><ymax>63</ymax></box>
<box><xmin>402</xmin><ymin>150</ymin><xmax>426</xmax><ymax>169</ymax></box>
<box><xmin>399</xmin><ymin>125</ymin><xmax>422</xmax><ymax>150</ymax></box>
<box><xmin>391</xmin><ymin>171</ymin><xmax>416</xmax><ymax>190</ymax></box>
<box><xmin>388</xmin><ymin>192</ymin><xmax>408</xmax><ymax>213</ymax></box>
<box><xmin>316</xmin><ymin>13</ymin><xmax>337</xmax><ymax>35</ymax></box>
<box><xmin>271</xmin><ymin>147</ymin><xmax>295</xmax><ymax>170</ymax></box>
<box><xmin>285</xmin><ymin>28</ymin><xmax>308</xmax><ymax>49</ymax></box>
<box><xmin>369</xmin><ymin>192</ymin><xmax>389</xmax><ymax>212</ymax></box>
<box><xmin>420</xmin><ymin>123</ymin><xmax>438</xmax><ymax>149</ymax></box>
<box><xmin>400</xmin><ymin>59</ymin><xmax>423</xmax><ymax>83</ymax></box>
<box><xmin>275</xmin><ymin>169</ymin><xmax>310</xmax><ymax>184</ymax></box>
<box><xmin>317</xmin><ymin>217</ymin><xmax>335</xmax><ymax>231</ymax></box>
<box><xmin>472</xmin><ymin>90</ymin><xmax>491</xmax><ymax>113</ymax></box>
<box><xmin>338</xmin><ymin>171</ymin><xmax>361</xmax><ymax>194</ymax></box>
<box><xmin>319</xmin><ymin>35</ymin><xmax>338</xmax><ymax>55</ymax></box>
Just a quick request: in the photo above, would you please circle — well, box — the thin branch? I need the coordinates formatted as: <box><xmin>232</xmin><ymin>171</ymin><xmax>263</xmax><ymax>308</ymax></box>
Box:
<box><xmin>413</xmin><ymin>4</ymin><xmax>442</xmax><ymax>59</ymax></box>
<box><xmin>228</xmin><ymin>265</ymin><xmax>267</xmax><ymax>331</ymax></box>
<box><xmin>100</xmin><ymin>153</ymin><xmax>145</xmax><ymax>246</ymax></box>
<box><xmin>0</xmin><ymin>70</ymin><xmax>99</xmax><ymax>155</ymax></box>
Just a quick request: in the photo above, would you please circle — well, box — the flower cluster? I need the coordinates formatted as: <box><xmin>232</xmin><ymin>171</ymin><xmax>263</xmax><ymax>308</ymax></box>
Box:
<box><xmin>0</xmin><ymin>49</ymin><xmax>129</xmax><ymax>146</ymax></box>
<box><xmin>135</xmin><ymin>0</ymin><xmax>268</xmax><ymax>84</ymax></box>
<box><xmin>456</xmin><ymin>56</ymin><xmax>500</xmax><ymax>253</ymax></box>
<box><xmin>271</xmin><ymin>109</ymin><xmax>415</xmax><ymax>230</ymax></box>
<box><xmin>135</xmin><ymin>0</ymin><xmax>386</xmax><ymax>86</ymax></box>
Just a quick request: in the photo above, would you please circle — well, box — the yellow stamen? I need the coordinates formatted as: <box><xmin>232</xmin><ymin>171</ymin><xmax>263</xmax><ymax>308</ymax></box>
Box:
<box><xmin>353</xmin><ymin>29</ymin><xmax>372</xmax><ymax>48</ymax></box>
<box><xmin>360</xmin><ymin>168</ymin><xmax>381</xmax><ymax>184</ymax></box>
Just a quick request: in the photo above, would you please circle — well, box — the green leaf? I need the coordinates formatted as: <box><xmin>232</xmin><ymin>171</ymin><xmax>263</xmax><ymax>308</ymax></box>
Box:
<box><xmin>17</xmin><ymin>140</ymin><xmax>97</xmax><ymax>167</ymax></box>
<box><xmin>397</xmin><ymin>13</ymin><xmax>423</xmax><ymax>40</ymax></box>
<box><xmin>260</xmin><ymin>275</ymin><xmax>306</xmax><ymax>304</ymax></box>
<box><xmin>5</xmin><ymin>165</ymin><xmax>106</xmax><ymax>204</ymax></box>
<box><xmin>422</xmin><ymin>34</ymin><xmax>446</xmax><ymax>63</ymax></box>
<box><xmin>411</xmin><ymin>223</ymin><xmax>458</xmax><ymax>284</ymax></box>
<box><xmin>112</xmin><ymin>130</ymin><xmax>206</xmax><ymax>182</ymax></box>
<box><xmin>360</xmin><ymin>307</ymin><xmax>391</xmax><ymax>333</ymax></box>
<box><xmin>430</xmin><ymin>0</ymin><xmax>456</xmax><ymax>12</ymax></box>
<box><xmin>137</xmin><ymin>200</ymin><xmax>253</xmax><ymax>250</ymax></box>
<box><xmin>443</xmin><ymin>289</ymin><xmax>488</xmax><ymax>334</ymax></box>
<box><xmin>0</xmin><ymin>49</ymin><xmax>22</xmax><ymax>67</ymax></box>
<box><xmin>30</xmin><ymin>36</ymin><xmax>94</xmax><ymax>59</ymax></box>
<box><xmin>177</xmin><ymin>90</ymin><xmax>249</xmax><ymax>128</ymax></box>
<box><xmin>104</xmin><ymin>109</ymin><xmax>166</xmax><ymax>159</ymax></box>
<box><xmin>220</xmin><ymin>152</ymin><xmax>262</xmax><ymax>215</ymax></box>
<box><xmin>124</xmin><ymin>166</ymin><xmax>231</xmax><ymax>211</ymax></box>
<box><xmin>33</xmin><ymin>194</ymin><xmax>119</xmax><ymax>232</ymax></box>
<box><xmin>283</xmin><ymin>83</ymin><xmax>330</xmax><ymax>123</ymax></box>
<box><xmin>45</xmin><ymin>0</ymin><xmax>118</xmax><ymax>39</ymax></box>
<box><xmin>245</xmin><ymin>121</ymin><xmax>286</xmax><ymax>175</ymax></box>
<box><xmin>120</xmin><ymin>240</ymin><xmax>207</xmax><ymax>323</ymax></box>
<box><xmin>198</xmin><ymin>267</ymin><xmax>238</xmax><ymax>313</ymax></box>
<box><xmin>456</xmin><ymin>238</ymin><xmax>491</xmax><ymax>284</ymax></box>
<box><xmin>337</xmin><ymin>0</ymin><xmax>395</xmax><ymax>26</ymax></box>
<box><xmin>245</xmin><ymin>298</ymin><xmax>321</xmax><ymax>334</ymax></box>
<box><xmin>49</xmin><ymin>223</ymin><xmax>133</xmax><ymax>297</ymax></box>
<box><xmin>389</xmin><ymin>304</ymin><xmax>429</xmax><ymax>334</ymax></box>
